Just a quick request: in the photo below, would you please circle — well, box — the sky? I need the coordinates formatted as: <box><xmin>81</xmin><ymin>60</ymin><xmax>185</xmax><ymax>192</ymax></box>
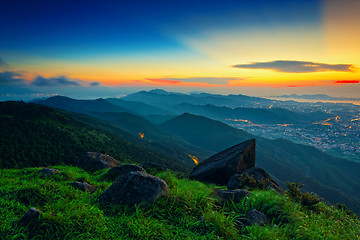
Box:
<box><xmin>1</xmin><ymin>0</ymin><xmax>360</xmax><ymax>100</ymax></box>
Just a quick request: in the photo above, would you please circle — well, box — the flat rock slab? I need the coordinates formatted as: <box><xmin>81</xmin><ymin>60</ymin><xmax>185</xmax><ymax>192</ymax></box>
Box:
<box><xmin>214</xmin><ymin>189</ymin><xmax>251</xmax><ymax>203</ymax></box>
<box><xmin>68</xmin><ymin>182</ymin><xmax>96</xmax><ymax>193</ymax></box>
<box><xmin>190</xmin><ymin>139</ymin><xmax>256</xmax><ymax>185</ymax></box>
<box><xmin>227</xmin><ymin>167</ymin><xmax>284</xmax><ymax>193</ymax></box>
<box><xmin>79</xmin><ymin>152</ymin><xmax>120</xmax><ymax>171</ymax></box>
<box><xmin>99</xmin><ymin>171</ymin><xmax>169</xmax><ymax>207</ymax></box>
<box><xmin>39</xmin><ymin>168</ymin><xmax>60</xmax><ymax>176</ymax></box>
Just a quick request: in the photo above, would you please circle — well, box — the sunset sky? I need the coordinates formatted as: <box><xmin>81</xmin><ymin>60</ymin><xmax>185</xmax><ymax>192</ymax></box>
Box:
<box><xmin>1</xmin><ymin>0</ymin><xmax>360</xmax><ymax>99</ymax></box>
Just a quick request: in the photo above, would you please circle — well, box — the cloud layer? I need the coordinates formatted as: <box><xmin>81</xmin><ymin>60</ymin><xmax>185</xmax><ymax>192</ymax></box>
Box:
<box><xmin>232</xmin><ymin>60</ymin><xmax>354</xmax><ymax>73</ymax></box>
<box><xmin>0</xmin><ymin>71</ymin><xmax>100</xmax><ymax>87</ymax></box>
<box><xmin>147</xmin><ymin>77</ymin><xmax>246</xmax><ymax>85</ymax></box>
<box><xmin>0</xmin><ymin>71</ymin><xmax>26</xmax><ymax>85</ymax></box>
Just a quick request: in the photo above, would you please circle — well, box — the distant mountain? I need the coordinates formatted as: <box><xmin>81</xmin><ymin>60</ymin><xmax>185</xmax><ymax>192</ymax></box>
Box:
<box><xmin>160</xmin><ymin>113</ymin><xmax>360</xmax><ymax>213</ymax></box>
<box><xmin>172</xmin><ymin>103</ymin><xmax>331</xmax><ymax>124</ymax></box>
<box><xmin>106</xmin><ymin>97</ymin><xmax>173</xmax><ymax>116</ymax></box>
<box><xmin>34</xmin><ymin>96</ymin><xmax>133</xmax><ymax>114</ymax></box>
<box><xmin>123</xmin><ymin>89</ymin><xmax>271</xmax><ymax>109</ymax></box>
<box><xmin>0</xmin><ymin>101</ymin><xmax>187</xmax><ymax>171</ymax></box>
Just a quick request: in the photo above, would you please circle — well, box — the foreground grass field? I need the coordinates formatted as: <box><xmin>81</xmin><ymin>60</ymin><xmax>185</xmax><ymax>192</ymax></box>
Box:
<box><xmin>0</xmin><ymin>166</ymin><xmax>359</xmax><ymax>239</ymax></box>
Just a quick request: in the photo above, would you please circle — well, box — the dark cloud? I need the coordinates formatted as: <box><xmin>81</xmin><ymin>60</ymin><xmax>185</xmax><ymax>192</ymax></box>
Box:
<box><xmin>90</xmin><ymin>81</ymin><xmax>100</xmax><ymax>87</ymax></box>
<box><xmin>31</xmin><ymin>76</ymin><xmax>81</xmax><ymax>87</ymax></box>
<box><xmin>232</xmin><ymin>60</ymin><xmax>354</xmax><ymax>73</ymax></box>
<box><xmin>0</xmin><ymin>71</ymin><xmax>26</xmax><ymax>85</ymax></box>
<box><xmin>148</xmin><ymin>77</ymin><xmax>246</xmax><ymax>85</ymax></box>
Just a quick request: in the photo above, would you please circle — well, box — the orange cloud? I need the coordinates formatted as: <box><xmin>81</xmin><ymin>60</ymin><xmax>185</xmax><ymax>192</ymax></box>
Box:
<box><xmin>334</xmin><ymin>80</ymin><xmax>359</xmax><ymax>84</ymax></box>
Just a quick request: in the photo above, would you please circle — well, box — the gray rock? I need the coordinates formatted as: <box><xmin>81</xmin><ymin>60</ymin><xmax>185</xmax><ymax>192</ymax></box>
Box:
<box><xmin>190</xmin><ymin>139</ymin><xmax>256</xmax><ymax>185</ymax></box>
<box><xmin>227</xmin><ymin>167</ymin><xmax>284</xmax><ymax>193</ymax></box>
<box><xmin>214</xmin><ymin>189</ymin><xmax>251</xmax><ymax>203</ymax></box>
<box><xmin>40</xmin><ymin>168</ymin><xmax>60</xmax><ymax>176</ymax></box>
<box><xmin>68</xmin><ymin>182</ymin><xmax>96</xmax><ymax>193</ymax></box>
<box><xmin>108</xmin><ymin>164</ymin><xmax>145</xmax><ymax>176</ymax></box>
<box><xmin>19</xmin><ymin>208</ymin><xmax>41</xmax><ymax>225</ymax></box>
<box><xmin>79</xmin><ymin>152</ymin><xmax>120</xmax><ymax>171</ymax></box>
<box><xmin>246</xmin><ymin>209</ymin><xmax>268</xmax><ymax>226</ymax></box>
<box><xmin>99</xmin><ymin>171</ymin><xmax>169</xmax><ymax>206</ymax></box>
<box><xmin>140</xmin><ymin>162</ymin><xmax>168</xmax><ymax>172</ymax></box>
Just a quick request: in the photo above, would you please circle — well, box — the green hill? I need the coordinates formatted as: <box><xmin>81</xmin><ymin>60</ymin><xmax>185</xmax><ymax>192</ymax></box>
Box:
<box><xmin>0</xmin><ymin>101</ymin><xmax>187</xmax><ymax>171</ymax></box>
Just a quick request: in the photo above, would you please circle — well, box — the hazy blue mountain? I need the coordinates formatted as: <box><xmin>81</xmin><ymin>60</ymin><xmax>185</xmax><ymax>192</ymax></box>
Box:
<box><xmin>173</xmin><ymin>103</ymin><xmax>331</xmax><ymax>124</ymax></box>
<box><xmin>123</xmin><ymin>89</ymin><xmax>271</xmax><ymax>109</ymax></box>
<box><xmin>106</xmin><ymin>97</ymin><xmax>173</xmax><ymax>116</ymax></box>
<box><xmin>160</xmin><ymin>113</ymin><xmax>360</xmax><ymax>212</ymax></box>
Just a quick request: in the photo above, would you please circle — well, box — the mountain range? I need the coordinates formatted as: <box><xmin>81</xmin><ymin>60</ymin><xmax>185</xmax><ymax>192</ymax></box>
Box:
<box><xmin>1</xmin><ymin>90</ymin><xmax>360</xmax><ymax>213</ymax></box>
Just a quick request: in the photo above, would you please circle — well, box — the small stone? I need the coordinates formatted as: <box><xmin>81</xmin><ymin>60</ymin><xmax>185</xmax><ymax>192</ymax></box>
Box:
<box><xmin>246</xmin><ymin>209</ymin><xmax>268</xmax><ymax>226</ymax></box>
<box><xmin>78</xmin><ymin>152</ymin><xmax>120</xmax><ymax>171</ymax></box>
<box><xmin>68</xmin><ymin>182</ymin><xmax>96</xmax><ymax>193</ymax></box>
<box><xmin>214</xmin><ymin>189</ymin><xmax>251</xmax><ymax>203</ymax></box>
<box><xmin>39</xmin><ymin>168</ymin><xmax>60</xmax><ymax>176</ymax></box>
<box><xmin>19</xmin><ymin>208</ymin><xmax>41</xmax><ymax>225</ymax></box>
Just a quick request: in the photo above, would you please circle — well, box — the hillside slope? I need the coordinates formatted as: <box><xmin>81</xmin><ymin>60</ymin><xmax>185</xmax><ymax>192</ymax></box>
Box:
<box><xmin>160</xmin><ymin>113</ymin><xmax>360</xmax><ymax>213</ymax></box>
<box><xmin>0</xmin><ymin>101</ymin><xmax>188</xmax><ymax>171</ymax></box>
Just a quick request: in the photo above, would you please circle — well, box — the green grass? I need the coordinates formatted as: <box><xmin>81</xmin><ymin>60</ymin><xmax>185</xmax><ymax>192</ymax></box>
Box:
<box><xmin>0</xmin><ymin>166</ymin><xmax>359</xmax><ymax>239</ymax></box>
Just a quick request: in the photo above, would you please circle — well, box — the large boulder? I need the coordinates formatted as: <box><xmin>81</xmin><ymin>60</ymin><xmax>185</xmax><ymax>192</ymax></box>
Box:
<box><xmin>190</xmin><ymin>139</ymin><xmax>256</xmax><ymax>185</ymax></box>
<box><xmin>99</xmin><ymin>171</ymin><xmax>169</xmax><ymax>206</ymax></box>
<box><xmin>78</xmin><ymin>152</ymin><xmax>120</xmax><ymax>171</ymax></box>
<box><xmin>227</xmin><ymin>167</ymin><xmax>284</xmax><ymax>193</ymax></box>
<box><xmin>105</xmin><ymin>164</ymin><xmax>146</xmax><ymax>181</ymax></box>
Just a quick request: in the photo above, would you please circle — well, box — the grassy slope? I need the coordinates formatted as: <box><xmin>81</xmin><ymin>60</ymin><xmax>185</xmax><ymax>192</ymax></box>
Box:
<box><xmin>0</xmin><ymin>166</ymin><xmax>359</xmax><ymax>239</ymax></box>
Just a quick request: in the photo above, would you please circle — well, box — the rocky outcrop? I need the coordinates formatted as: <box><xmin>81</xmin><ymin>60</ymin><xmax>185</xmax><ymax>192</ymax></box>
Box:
<box><xmin>68</xmin><ymin>182</ymin><xmax>96</xmax><ymax>193</ymax></box>
<box><xmin>99</xmin><ymin>171</ymin><xmax>169</xmax><ymax>206</ymax></box>
<box><xmin>39</xmin><ymin>168</ymin><xmax>60</xmax><ymax>176</ymax></box>
<box><xmin>78</xmin><ymin>152</ymin><xmax>120</xmax><ymax>171</ymax></box>
<box><xmin>227</xmin><ymin>167</ymin><xmax>284</xmax><ymax>193</ymax></box>
<box><xmin>214</xmin><ymin>189</ymin><xmax>251</xmax><ymax>203</ymax></box>
<box><xmin>19</xmin><ymin>208</ymin><xmax>41</xmax><ymax>225</ymax></box>
<box><xmin>140</xmin><ymin>162</ymin><xmax>168</xmax><ymax>172</ymax></box>
<box><xmin>190</xmin><ymin>139</ymin><xmax>256</xmax><ymax>185</ymax></box>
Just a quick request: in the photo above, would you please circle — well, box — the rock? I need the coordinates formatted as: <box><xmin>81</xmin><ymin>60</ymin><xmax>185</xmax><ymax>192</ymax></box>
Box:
<box><xmin>190</xmin><ymin>139</ymin><xmax>256</xmax><ymax>185</ymax></box>
<box><xmin>79</xmin><ymin>152</ymin><xmax>120</xmax><ymax>171</ymax></box>
<box><xmin>108</xmin><ymin>164</ymin><xmax>145</xmax><ymax>175</ymax></box>
<box><xmin>227</xmin><ymin>167</ymin><xmax>284</xmax><ymax>193</ymax></box>
<box><xmin>140</xmin><ymin>162</ymin><xmax>168</xmax><ymax>172</ymax></box>
<box><xmin>68</xmin><ymin>182</ymin><xmax>96</xmax><ymax>193</ymax></box>
<box><xmin>99</xmin><ymin>171</ymin><xmax>169</xmax><ymax>207</ymax></box>
<box><xmin>214</xmin><ymin>189</ymin><xmax>251</xmax><ymax>203</ymax></box>
<box><xmin>19</xmin><ymin>208</ymin><xmax>41</xmax><ymax>225</ymax></box>
<box><xmin>246</xmin><ymin>209</ymin><xmax>268</xmax><ymax>226</ymax></box>
<box><xmin>105</xmin><ymin>164</ymin><xmax>146</xmax><ymax>181</ymax></box>
<box><xmin>39</xmin><ymin>168</ymin><xmax>60</xmax><ymax>176</ymax></box>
